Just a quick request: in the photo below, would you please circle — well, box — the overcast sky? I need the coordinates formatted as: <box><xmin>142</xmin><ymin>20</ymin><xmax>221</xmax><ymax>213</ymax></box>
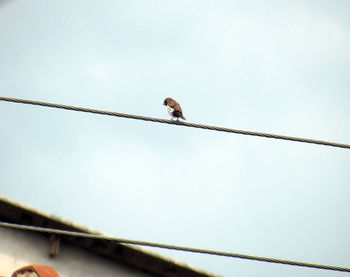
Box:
<box><xmin>1</xmin><ymin>1</ymin><xmax>350</xmax><ymax>276</ymax></box>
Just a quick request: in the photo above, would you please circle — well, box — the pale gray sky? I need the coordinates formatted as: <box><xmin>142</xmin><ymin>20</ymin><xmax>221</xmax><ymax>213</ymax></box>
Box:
<box><xmin>1</xmin><ymin>1</ymin><xmax>350</xmax><ymax>276</ymax></box>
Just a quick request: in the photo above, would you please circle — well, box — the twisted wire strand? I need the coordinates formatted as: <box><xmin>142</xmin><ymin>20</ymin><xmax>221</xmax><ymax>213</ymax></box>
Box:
<box><xmin>0</xmin><ymin>96</ymin><xmax>349</xmax><ymax>149</ymax></box>
<box><xmin>0</xmin><ymin>221</ymin><xmax>349</xmax><ymax>273</ymax></box>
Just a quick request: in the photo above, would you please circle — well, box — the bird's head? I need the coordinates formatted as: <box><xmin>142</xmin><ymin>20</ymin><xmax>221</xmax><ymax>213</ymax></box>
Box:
<box><xmin>163</xmin><ymin>98</ymin><xmax>171</xmax><ymax>106</ymax></box>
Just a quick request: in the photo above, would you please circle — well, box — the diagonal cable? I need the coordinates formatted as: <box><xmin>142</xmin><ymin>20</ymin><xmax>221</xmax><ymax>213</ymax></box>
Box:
<box><xmin>0</xmin><ymin>221</ymin><xmax>349</xmax><ymax>273</ymax></box>
<box><xmin>0</xmin><ymin>96</ymin><xmax>349</xmax><ymax>149</ymax></box>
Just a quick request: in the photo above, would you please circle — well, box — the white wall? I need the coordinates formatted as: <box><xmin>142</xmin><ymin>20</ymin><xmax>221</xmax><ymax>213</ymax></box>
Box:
<box><xmin>0</xmin><ymin>228</ymin><xmax>152</xmax><ymax>277</ymax></box>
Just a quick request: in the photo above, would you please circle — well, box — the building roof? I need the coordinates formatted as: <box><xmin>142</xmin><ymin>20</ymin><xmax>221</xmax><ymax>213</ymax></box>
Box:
<box><xmin>0</xmin><ymin>195</ymin><xmax>219</xmax><ymax>277</ymax></box>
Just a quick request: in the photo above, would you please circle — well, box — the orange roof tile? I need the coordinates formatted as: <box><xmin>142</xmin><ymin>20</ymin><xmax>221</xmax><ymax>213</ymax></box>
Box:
<box><xmin>11</xmin><ymin>265</ymin><xmax>59</xmax><ymax>277</ymax></box>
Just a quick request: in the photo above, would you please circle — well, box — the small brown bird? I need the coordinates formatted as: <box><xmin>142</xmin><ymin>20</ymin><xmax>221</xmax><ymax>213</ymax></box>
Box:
<box><xmin>163</xmin><ymin>97</ymin><xmax>186</xmax><ymax>120</ymax></box>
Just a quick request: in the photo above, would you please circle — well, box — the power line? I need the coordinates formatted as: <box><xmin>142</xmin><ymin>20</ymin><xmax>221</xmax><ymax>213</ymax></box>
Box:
<box><xmin>0</xmin><ymin>221</ymin><xmax>349</xmax><ymax>273</ymax></box>
<box><xmin>0</xmin><ymin>96</ymin><xmax>349</xmax><ymax>149</ymax></box>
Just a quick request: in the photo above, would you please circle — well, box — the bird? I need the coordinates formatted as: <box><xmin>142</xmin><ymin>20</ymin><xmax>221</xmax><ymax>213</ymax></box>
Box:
<box><xmin>163</xmin><ymin>97</ymin><xmax>186</xmax><ymax>120</ymax></box>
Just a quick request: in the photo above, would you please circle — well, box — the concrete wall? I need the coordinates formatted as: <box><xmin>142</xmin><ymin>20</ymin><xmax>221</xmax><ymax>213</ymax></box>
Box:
<box><xmin>0</xmin><ymin>228</ymin><xmax>152</xmax><ymax>277</ymax></box>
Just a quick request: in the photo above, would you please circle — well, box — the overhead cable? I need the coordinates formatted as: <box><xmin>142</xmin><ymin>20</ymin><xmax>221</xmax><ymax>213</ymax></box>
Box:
<box><xmin>0</xmin><ymin>96</ymin><xmax>349</xmax><ymax>149</ymax></box>
<box><xmin>0</xmin><ymin>221</ymin><xmax>349</xmax><ymax>273</ymax></box>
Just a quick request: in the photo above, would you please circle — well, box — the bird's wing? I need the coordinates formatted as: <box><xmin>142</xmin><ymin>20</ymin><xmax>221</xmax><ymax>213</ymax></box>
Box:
<box><xmin>168</xmin><ymin>100</ymin><xmax>182</xmax><ymax>112</ymax></box>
